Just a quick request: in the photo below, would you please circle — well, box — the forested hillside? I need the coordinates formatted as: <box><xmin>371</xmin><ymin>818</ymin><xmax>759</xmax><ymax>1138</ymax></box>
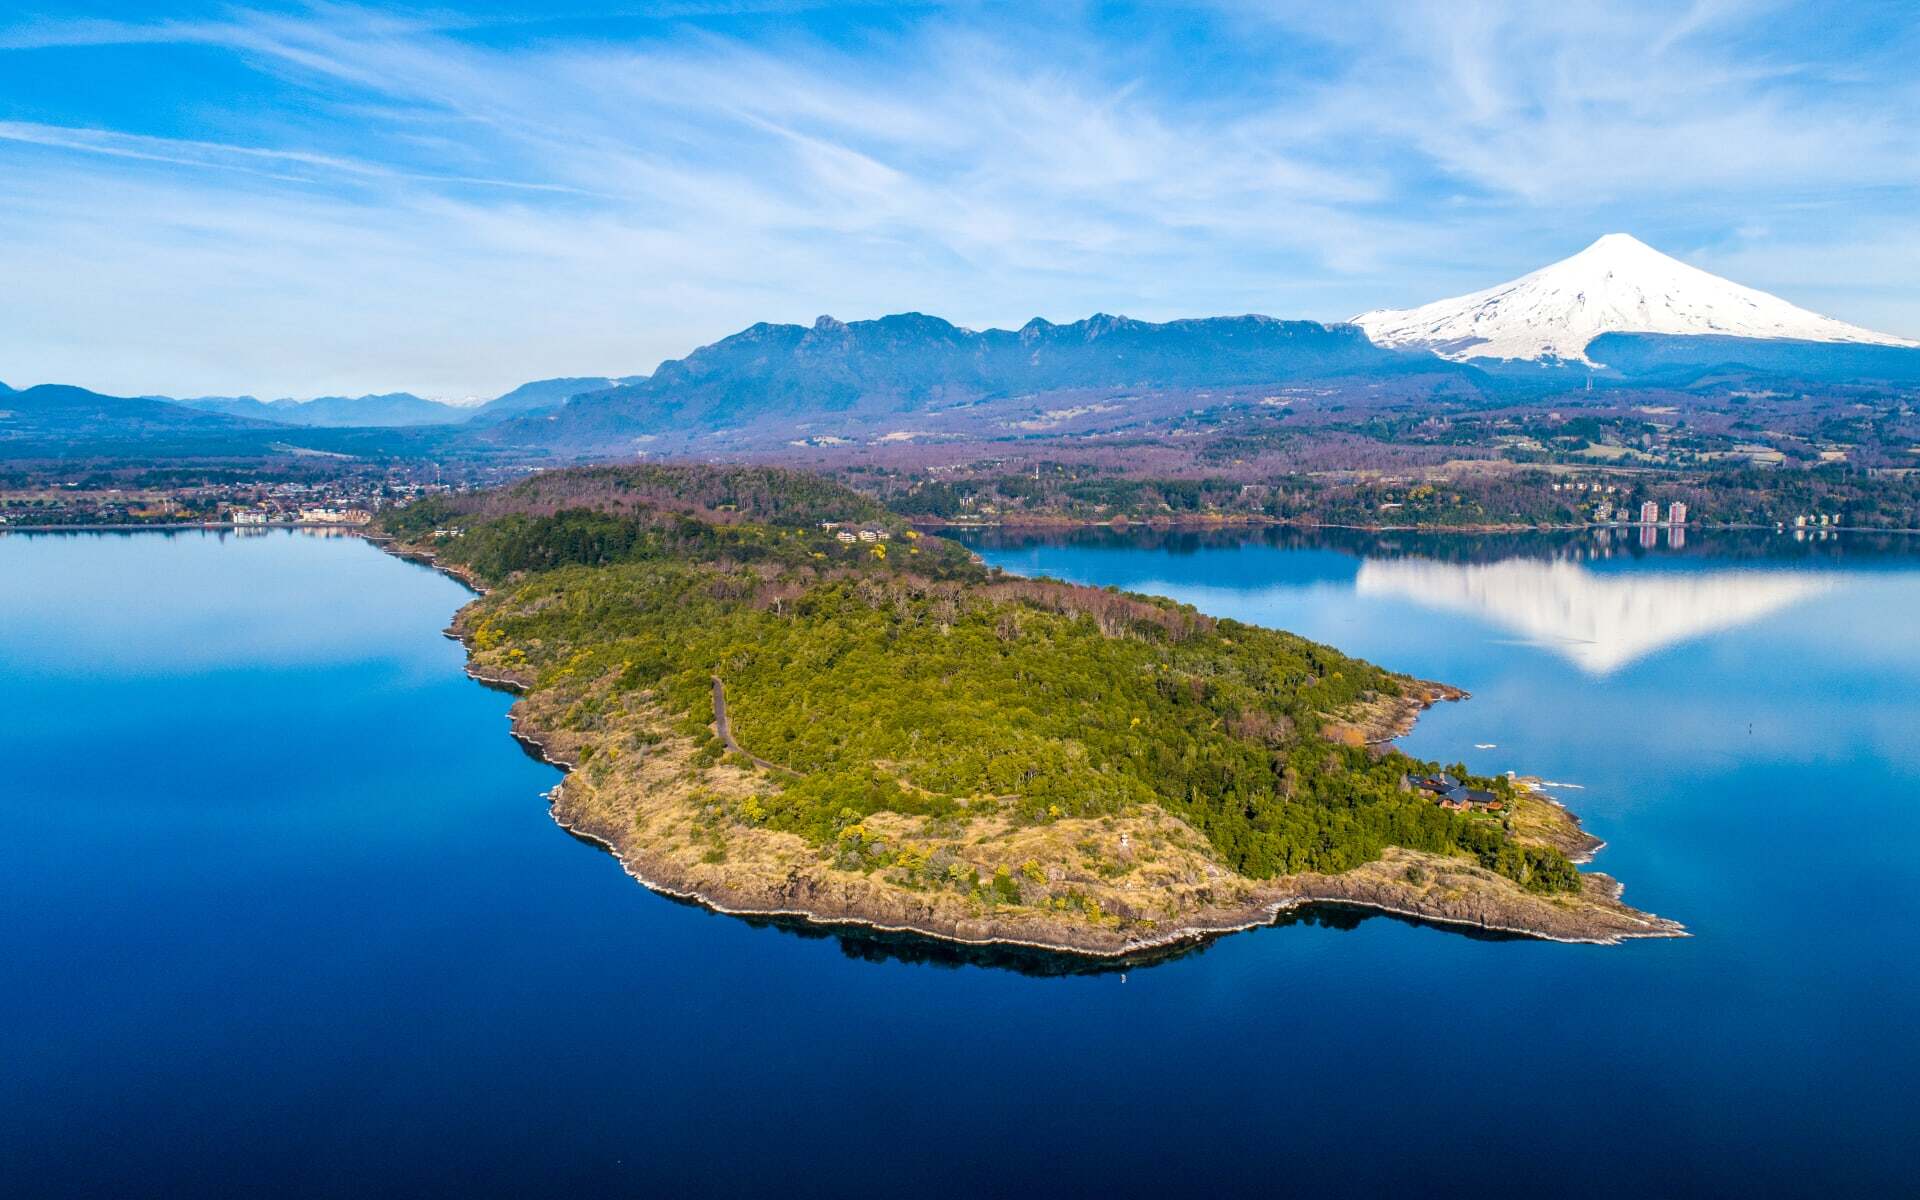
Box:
<box><xmin>385</xmin><ymin>465</ymin><xmax>1576</xmax><ymax>896</ymax></box>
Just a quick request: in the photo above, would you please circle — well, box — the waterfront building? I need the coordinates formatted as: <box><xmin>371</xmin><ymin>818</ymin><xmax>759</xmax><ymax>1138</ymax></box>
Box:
<box><xmin>297</xmin><ymin>506</ymin><xmax>373</xmax><ymax>526</ymax></box>
<box><xmin>1640</xmin><ymin>500</ymin><xmax>1660</xmax><ymax>524</ymax></box>
<box><xmin>1667</xmin><ymin>501</ymin><xmax>1688</xmax><ymax>526</ymax></box>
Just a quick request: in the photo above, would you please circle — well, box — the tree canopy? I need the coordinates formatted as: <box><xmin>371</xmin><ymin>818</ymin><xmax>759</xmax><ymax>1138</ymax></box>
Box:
<box><xmin>383</xmin><ymin>466</ymin><xmax>1578</xmax><ymax>894</ymax></box>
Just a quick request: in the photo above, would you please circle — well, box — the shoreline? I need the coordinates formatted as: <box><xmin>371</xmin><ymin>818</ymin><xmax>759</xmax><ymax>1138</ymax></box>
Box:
<box><xmin>6</xmin><ymin>517</ymin><xmax>1917</xmax><ymax>536</ymax></box>
<box><xmin>0</xmin><ymin>520</ymin><xmax>372</xmax><ymax>532</ymax></box>
<box><xmin>913</xmin><ymin>515</ymin><xmax>1920</xmax><ymax>535</ymax></box>
<box><xmin>389</xmin><ymin>536</ymin><xmax>1684</xmax><ymax>959</ymax></box>
<box><xmin>502</xmin><ymin>696</ymin><xmax>1676</xmax><ymax>958</ymax></box>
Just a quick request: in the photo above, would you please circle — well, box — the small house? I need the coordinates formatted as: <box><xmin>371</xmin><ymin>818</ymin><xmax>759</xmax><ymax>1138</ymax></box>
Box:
<box><xmin>1438</xmin><ymin>785</ymin><xmax>1503</xmax><ymax>812</ymax></box>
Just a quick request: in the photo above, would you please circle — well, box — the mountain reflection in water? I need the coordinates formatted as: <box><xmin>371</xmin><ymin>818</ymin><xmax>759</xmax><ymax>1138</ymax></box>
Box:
<box><xmin>9</xmin><ymin>528</ymin><xmax>1920</xmax><ymax>1197</ymax></box>
<box><xmin>1354</xmin><ymin>557</ymin><xmax>1832</xmax><ymax>674</ymax></box>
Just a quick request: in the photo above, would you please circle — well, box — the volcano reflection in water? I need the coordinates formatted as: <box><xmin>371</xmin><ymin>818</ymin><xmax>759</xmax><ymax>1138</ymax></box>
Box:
<box><xmin>1353</xmin><ymin>557</ymin><xmax>1831</xmax><ymax>674</ymax></box>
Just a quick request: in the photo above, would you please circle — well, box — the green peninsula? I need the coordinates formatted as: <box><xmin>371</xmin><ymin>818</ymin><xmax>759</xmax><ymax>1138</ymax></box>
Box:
<box><xmin>381</xmin><ymin>466</ymin><xmax>1681</xmax><ymax>953</ymax></box>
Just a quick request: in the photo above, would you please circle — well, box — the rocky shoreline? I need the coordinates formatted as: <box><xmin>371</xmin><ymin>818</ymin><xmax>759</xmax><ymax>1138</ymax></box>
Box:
<box><xmin>530</xmin><ymin>724</ymin><xmax>1683</xmax><ymax>955</ymax></box>
<box><xmin>391</xmin><ymin>536</ymin><xmax>1683</xmax><ymax>959</ymax></box>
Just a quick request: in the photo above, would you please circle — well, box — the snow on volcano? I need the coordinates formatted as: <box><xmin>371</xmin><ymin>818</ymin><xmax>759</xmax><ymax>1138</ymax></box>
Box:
<box><xmin>1352</xmin><ymin>233</ymin><xmax>1916</xmax><ymax>364</ymax></box>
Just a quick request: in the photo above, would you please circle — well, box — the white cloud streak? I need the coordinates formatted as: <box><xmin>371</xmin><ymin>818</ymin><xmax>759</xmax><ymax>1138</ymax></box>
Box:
<box><xmin>0</xmin><ymin>0</ymin><xmax>1913</xmax><ymax>397</ymax></box>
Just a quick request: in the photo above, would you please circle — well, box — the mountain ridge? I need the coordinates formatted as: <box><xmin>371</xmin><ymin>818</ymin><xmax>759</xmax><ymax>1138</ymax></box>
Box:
<box><xmin>12</xmin><ymin>243</ymin><xmax>1918</xmax><ymax>459</ymax></box>
<box><xmin>176</xmin><ymin>392</ymin><xmax>459</xmax><ymax>427</ymax></box>
<box><xmin>468</xmin><ymin>376</ymin><xmax>643</xmax><ymax>424</ymax></box>
<box><xmin>161</xmin><ymin>376</ymin><xmax>646</xmax><ymax>428</ymax></box>
<box><xmin>1</xmin><ymin>383</ymin><xmax>273</xmax><ymax>457</ymax></box>
<box><xmin>477</xmin><ymin>311</ymin><xmax>1469</xmax><ymax>452</ymax></box>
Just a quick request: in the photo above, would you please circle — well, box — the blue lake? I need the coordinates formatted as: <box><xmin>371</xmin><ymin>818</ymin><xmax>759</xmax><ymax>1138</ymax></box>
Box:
<box><xmin>3</xmin><ymin>526</ymin><xmax>1917</xmax><ymax>1196</ymax></box>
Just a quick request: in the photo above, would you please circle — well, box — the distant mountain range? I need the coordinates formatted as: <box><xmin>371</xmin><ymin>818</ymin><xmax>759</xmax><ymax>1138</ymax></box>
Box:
<box><xmin>475</xmin><ymin>312</ymin><xmax>1467</xmax><ymax>453</ymax></box>
<box><xmin>468</xmin><ymin>376</ymin><xmax>645</xmax><ymax>423</ymax></box>
<box><xmin>4</xmin><ymin>383</ymin><xmax>259</xmax><ymax>441</ymax></box>
<box><xmin>1</xmin><ymin>381</ymin><xmax>283</xmax><ymax>459</ymax></box>
<box><xmin>477</xmin><ymin>288</ymin><xmax>1920</xmax><ymax>454</ymax></box>
<box><xmin>10</xmin><ymin>235</ymin><xmax>1919</xmax><ymax>461</ymax></box>
<box><xmin>0</xmin><ymin>382</ymin><xmax>466</xmax><ymax>460</ymax></box>
<box><xmin>0</xmin><ymin>372</ymin><xmax>658</xmax><ymax>459</ymax></box>
<box><xmin>171</xmin><ymin>376</ymin><xmax>644</xmax><ymax>428</ymax></box>
<box><xmin>174</xmin><ymin>392</ymin><xmax>461</xmax><ymax>427</ymax></box>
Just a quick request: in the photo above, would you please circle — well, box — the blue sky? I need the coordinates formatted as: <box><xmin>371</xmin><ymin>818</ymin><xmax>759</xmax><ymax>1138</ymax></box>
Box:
<box><xmin>2</xmin><ymin>1</ymin><xmax>1916</xmax><ymax>398</ymax></box>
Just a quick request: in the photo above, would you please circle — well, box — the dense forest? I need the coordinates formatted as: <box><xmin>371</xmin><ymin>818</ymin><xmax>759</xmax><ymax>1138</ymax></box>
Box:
<box><xmin>383</xmin><ymin>466</ymin><xmax>1578</xmax><ymax>895</ymax></box>
<box><xmin>866</xmin><ymin>460</ymin><xmax>1920</xmax><ymax>530</ymax></box>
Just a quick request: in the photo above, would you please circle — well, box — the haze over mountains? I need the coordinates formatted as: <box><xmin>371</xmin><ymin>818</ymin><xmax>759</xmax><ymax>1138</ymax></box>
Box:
<box><xmin>177</xmin><ymin>392</ymin><xmax>470</xmax><ymax>428</ymax></box>
<box><xmin>172</xmin><ymin>376</ymin><xmax>644</xmax><ymax>428</ymax></box>
<box><xmin>0</xmin><ymin>381</ymin><xmax>469</xmax><ymax>460</ymax></box>
<box><xmin>9</xmin><ymin>234</ymin><xmax>1918</xmax><ymax>461</ymax></box>
<box><xmin>1</xmin><ymin>383</ymin><xmax>271</xmax><ymax>449</ymax></box>
<box><xmin>0</xmin><ymin>375</ymin><xmax>638</xmax><ymax>458</ymax></box>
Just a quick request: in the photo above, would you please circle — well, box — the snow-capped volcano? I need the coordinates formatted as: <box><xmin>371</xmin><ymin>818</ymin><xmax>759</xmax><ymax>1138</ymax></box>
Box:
<box><xmin>1352</xmin><ymin>233</ymin><xmax>1916</xmax><ymax>364</ymax></box>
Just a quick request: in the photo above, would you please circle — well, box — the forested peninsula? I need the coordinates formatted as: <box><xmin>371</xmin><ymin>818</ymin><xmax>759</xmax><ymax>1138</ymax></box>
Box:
<box><xmin>380</xmin><ymin>466</ymin><xmax>1681</xmax><ymax>954</ymax></box>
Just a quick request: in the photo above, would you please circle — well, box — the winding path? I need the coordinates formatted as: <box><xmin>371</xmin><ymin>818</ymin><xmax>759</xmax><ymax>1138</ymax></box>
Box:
<box><xmin>710</xmin><ymin>676</ymin><xmax>802</xmax><ymax>777</ymax></box>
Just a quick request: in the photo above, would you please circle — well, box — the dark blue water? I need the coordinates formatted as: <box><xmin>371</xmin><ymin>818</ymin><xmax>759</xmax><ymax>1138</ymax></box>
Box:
<box><xmin>3</xmin><ymin>528</ymin><xmax>1916</xmax><ymax>1197</ymax></box>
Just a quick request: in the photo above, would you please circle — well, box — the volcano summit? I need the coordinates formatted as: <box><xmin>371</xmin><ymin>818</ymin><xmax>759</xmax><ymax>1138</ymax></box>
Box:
<box><xmin>1353</xmin><ymin>233</ymin><xmax>1916</xmax><ymax>364</ymax></box>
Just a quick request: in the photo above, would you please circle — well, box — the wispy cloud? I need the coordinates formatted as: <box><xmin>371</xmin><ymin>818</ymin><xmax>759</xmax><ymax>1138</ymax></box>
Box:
<box><xmin>0</xmin><ymin>0</ymin><xmax>1913</xmax><ymax>396</ymax></box>
<box><xmin>0</xmin><ymin>119</ymin><xmax>592</xmax><ymax>194</ymax></box>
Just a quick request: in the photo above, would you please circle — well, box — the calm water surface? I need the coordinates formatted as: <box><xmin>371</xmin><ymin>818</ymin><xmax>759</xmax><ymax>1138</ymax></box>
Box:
<box><xmin>3</xmin><ymin>527</ymin><xmax>1917</xmax><ymax>1197</ymax></box>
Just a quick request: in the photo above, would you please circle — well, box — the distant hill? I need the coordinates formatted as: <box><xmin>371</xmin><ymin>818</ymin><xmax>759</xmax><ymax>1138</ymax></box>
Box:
<box><xmin>418</xmin><ymin>463</ymin><xmax>892</xmax><ymax>528</ymax></box>
<box><xmin>465</xmin><ymin>376</ymin><xmax>642</xmax><ymax>425</ymax></box>
<box><xmin>0</xmin><ymin>368</ymin><xmax>651</xmax><ymax>457</ymax></box>
<box><xmin>475</xmin><ymin>312</ymin><xmax>1464</xmax><ymax>453</ymax></box>
<box><xmin>0</xmin><ymin>383</ymin><xmax>465</xmax><ymax>460</ymax></box>
<box><xmin>1587</xmin><ymin>333</ymin><xmax>1920</xmax><ymax>386</ymax></box>
<box><xmin>176</xmin><ymin>392</ymin><xmax>465</xmax><ymax>427</ymax></box>
<box><xmin>1</xmin><ymin>383</ymin><xmax>270</xmax><ymax>457</ymax></box>
<box><xmin>168</xmin><ymin>377</ymin><xmax>649</xmax><ymax>428</ymax></box>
